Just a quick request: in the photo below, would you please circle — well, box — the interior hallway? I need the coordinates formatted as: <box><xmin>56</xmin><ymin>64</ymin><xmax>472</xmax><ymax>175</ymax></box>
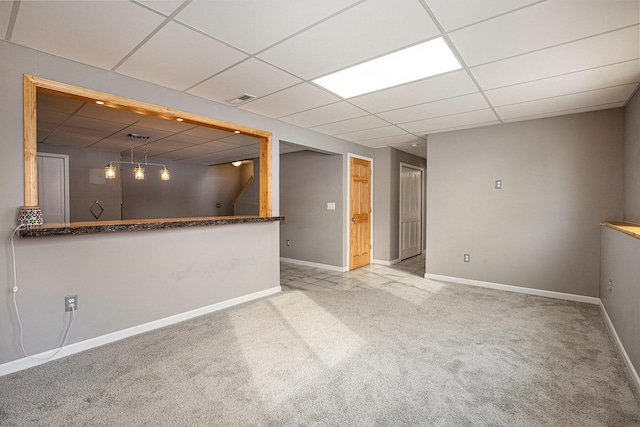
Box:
<box><xmin>281</xmin><ymin>255</ymin><xmax>426</xmax><ymax>292</ymax></box>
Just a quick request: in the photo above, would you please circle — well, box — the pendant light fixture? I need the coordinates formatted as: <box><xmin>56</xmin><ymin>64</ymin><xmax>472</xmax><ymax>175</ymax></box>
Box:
<box><xmin>104</xmin><ymin>134</ymin><xmax>170</xmax><ymax>181</ymax></box>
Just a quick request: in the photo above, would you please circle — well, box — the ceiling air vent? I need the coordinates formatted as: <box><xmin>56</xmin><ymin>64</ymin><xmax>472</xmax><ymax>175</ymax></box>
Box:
<box><xmin>227</xmin><ymin>93</ymin><xmax>256</xmax><ymax>106</ymax></box>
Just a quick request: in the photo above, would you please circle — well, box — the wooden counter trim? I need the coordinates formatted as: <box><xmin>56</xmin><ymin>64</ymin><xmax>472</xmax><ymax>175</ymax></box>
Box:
<box><xmin>601</xmin><ymin>221</ymin><xmax>640</xmax><ymax>240</ymax></box>
<box><xmin>19</xmin><ymin>216</ymin><xmax>284</xmax><ymax>238</ymax></box>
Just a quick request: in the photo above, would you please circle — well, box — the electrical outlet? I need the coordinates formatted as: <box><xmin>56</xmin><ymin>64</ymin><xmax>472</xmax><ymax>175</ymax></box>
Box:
<box><xmin>65</xmin><ymin>295</ymin><xmax>78</xmax><ymax>312</ymax></box>
<box><xmin>464</xmin><ymin>254</ymin><xmax>470</xmax><ymax>263</ymax></box>
<box><xmin>495</xmin><ymin>180</ymin><xmax>502</xmax><ymax>189</ymax></box>
<box><xmin>286</xmin><ymin>240</ymin><xmax>291</xmax><ymax>246</ymax></box>
<box><xmin>608</xmin><ymin>279</ymin><xmax>612</xmax><ymax>293</ymax></box>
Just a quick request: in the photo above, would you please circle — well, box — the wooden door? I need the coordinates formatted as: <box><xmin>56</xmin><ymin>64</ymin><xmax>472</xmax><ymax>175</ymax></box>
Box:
<box><xmin>349</xmin><ymin>156</ymin><xmax>371</xmax><ymax>270</ymax></box>
<box><xmin>400</xmin><ymin>165</ymin><xmax>422</xmax><ymax>260</ymax></box>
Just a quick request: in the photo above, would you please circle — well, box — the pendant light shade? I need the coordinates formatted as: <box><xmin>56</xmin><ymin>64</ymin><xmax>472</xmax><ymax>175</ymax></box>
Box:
<box><xmin>134</xmin><ymin>165</ymin><xmax>145</xmax><ymax>180</ymax></box>
<box><xmin>104</xmin><ymin>164</ymin><xmax>116</xmax><ymax>179</ymax></box>
<box><xmin>160</xmin><ymin>167</ymin><xmax>170</xmax><ymax>181</ymax></box>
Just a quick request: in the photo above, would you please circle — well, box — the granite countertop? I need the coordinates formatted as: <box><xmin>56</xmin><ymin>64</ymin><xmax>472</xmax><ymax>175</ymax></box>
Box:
<box><xmin>19</xmin><ymin>216</ymin><xmax>284</xmax><ymax>238</ymax></box>
<box><xmin>600</xmin><ymin>221</ymin><xmax>640</xmax><ymax>240</ymax></box>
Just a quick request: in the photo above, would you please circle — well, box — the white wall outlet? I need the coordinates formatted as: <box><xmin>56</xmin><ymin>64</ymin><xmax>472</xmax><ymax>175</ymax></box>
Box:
<box><xmin>464</xmin><ymin>254</ymin><xmax>470</xmax><ymax>263</ymax></box>
<box><xmin>495</xmin><ymin>180</ymin><xmax>502</xmax><ymax>189</ymax></box>
<box><xmin>327</xmin><ymin>202</ymin><xmax>336</xmax><ymax>210</ymax></box>
<box><xmin>65</xmin><ymin>295</ymin><xmax>78</xmax><ymax>312</ymax></box>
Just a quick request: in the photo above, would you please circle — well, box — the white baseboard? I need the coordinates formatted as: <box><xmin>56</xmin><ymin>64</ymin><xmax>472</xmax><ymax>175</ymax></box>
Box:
<box><xmin>0</xmin><ymin>286</ymin><xmax>281</xmax><ymax>377</ymax></box>
<box><xmin>280</xmin><ymin>257</ymin><xmax>348</xmax><ymax>272</ymax></box>
<box><xmin>424</xmin><ymin>273</ymin><xmax>600</xmax><ymax>305</ymax></box>
<box><xmin>598</xmin><ymin>302</ymin><xmax>640</xmax><ymax>393</ymax></box>
<box><xmin>372</xmin><ymin>258</ymin><xmax>401</xmax><ymax>266</ymax></box>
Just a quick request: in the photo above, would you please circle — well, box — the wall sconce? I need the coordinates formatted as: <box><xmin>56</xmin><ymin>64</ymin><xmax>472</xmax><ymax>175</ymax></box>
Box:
<box><xmin>104</xmin><ymin>134</ymin><xmax>170</xmax><ymax>181</ymax></box>
<box><xmin>232</xmin><ymin>161</ymin><xmax>242</xmax><ymax>167</ymax></box>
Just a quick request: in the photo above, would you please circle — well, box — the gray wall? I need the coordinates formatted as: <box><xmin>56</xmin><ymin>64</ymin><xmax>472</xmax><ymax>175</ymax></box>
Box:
<box><xmin>280</xmin><ymin>151</ymin><xmax>343</xmax><ymax>267</ymax></box>
<box><xmin>600</xmin><ymin>226</ymin><xmax>640</xmax><ymax>375</ymax></box>
<box><xmin>37</xmin><ymin>144</ymin><xmax>122</xmax><ymax>222</ymax></box>
<box><xmin>426</xmin><ymin>110</ymin><xmax>624</xmax><ymax>297</ymax></box>
<box><xmin>37</xmin><ymin>143</ymin><xmax>246</xmax><ymax>220</ymax></box>
<box><xmin>122</xmin><ymin>162</ymin><xmax>242</xmax><ymax>219</ymax></box>
<box><xmin>234</xmin><ymin>160</ymin><xmax>260</xmax><ymax>216</ymax></box>
<box><xmin>600</xmin><ymin>88</ymin><xmax>640</xmax><ymax>379</ymax></box>
<box><xmin>373</xmin><ymin>147</ymin><xmax>426</xmax><ymax>262</ymax></box>
<box><xmin>624</xmin><ymin>89</ymin><xmax>640</xmax><ymax>223</ymax></box>
<box><xmin>0</xmin><ymin>40</ymin><xmax>374</xmax><ymax>366</ymax></box>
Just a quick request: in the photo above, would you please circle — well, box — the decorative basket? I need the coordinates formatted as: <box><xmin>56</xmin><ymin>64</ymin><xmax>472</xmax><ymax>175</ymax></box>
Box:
<box><xmin>19</xmin><ymin>206</ymin><xmax>43</xmax><ymax>228</ymax></box>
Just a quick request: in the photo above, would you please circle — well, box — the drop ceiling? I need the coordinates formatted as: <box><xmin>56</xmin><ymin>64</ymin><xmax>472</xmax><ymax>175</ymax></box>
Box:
<box><xmin>3</xmin><ymin>0</ymin><xmax>639</xmax><ymax>161</ymax></box>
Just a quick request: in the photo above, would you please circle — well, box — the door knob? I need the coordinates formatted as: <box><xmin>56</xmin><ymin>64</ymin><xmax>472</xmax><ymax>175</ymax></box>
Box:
<box><xmin>351</xmin><ymin>217</ymin><xmax>356</xmax><ymax>222</ymax></box>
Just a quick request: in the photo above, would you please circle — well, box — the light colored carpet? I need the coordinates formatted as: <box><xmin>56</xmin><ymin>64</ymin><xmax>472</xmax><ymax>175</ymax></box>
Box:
<box><xmin>1</xmin><ymin>280</ymin><xmax>638</xmax><ymax>426</ymax></box>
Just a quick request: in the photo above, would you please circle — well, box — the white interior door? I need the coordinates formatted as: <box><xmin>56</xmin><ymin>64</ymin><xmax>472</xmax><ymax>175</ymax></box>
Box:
<box><xmin>400</xmin><ymin>165</ymin><xmax>422</xmax><ymax>260</ymax></box>
<box><xmin>37</xmin><ymin>153</ymin><xmax>70</xmax><ymax>224</ymax></box>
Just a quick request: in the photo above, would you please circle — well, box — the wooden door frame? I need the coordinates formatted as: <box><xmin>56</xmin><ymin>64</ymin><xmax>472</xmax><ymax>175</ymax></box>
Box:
<box><xmin>399</xmin><ymin>162</ymin><xmax>424</xmax><ymax>261</ymax></box>
<box><xmin>347</xmin><ymin>153</ymin><xmax>373</xmax><ymax>270</ymax></box>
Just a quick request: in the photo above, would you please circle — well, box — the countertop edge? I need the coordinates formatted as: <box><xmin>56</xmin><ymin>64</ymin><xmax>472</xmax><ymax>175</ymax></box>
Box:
<box><xmin>19</xmin><ymin>216</ymin><xmax>284</xmax><ymax>238</ymax></box>
<box><xmin>600</xmin><ymin>221</ymin><xmax>640</xmax><ymax>240</ymax></box>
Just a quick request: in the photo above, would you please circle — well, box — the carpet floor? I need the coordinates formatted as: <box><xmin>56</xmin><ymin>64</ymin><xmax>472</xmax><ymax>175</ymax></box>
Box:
<box><xmin>1</xmin><ymin>261</ymin><xmax>638</xmax><ymax>426</ymax></box>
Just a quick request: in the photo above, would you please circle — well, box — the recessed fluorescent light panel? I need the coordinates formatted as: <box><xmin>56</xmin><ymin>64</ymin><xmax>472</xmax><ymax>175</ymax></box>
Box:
<box><xmin>313</xmin><ymin>37</ymin><xmax>461</xmax><ymax>98</ymax></box>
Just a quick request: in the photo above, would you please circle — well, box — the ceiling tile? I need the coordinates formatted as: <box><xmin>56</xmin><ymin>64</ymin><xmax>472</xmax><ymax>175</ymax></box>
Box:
<box><xmin>337</xmin><ymin>126</ymin><xmax>406</xmax><ymax>142</ymax></box>
<box><xmin>378</xmin><ymin>93</ymin><xmax>489</xmax><ymax>123</ymax></box>
<box><xmin>450</xmin><ymin>0</ymin><xmax>639</xmax><ymax>67</ymax></box>
<box><xmin>117</xmin><ymin>21</ymin><xmax>248</xmax><ymax>90</ymax></box>
<box><xmin>425</xmin><ymin>0</ymin><xmax>539</xmax><ymax>31</ymax></box>
<box><xmin>143</xmin><ymin>141</ymin><xmax>194</xmax><ymax>157</ymax></box>
<box><xmin>37</xmin><ymin>93</ymin><xmax>83</xmax><ymax>113</ymax></box>
<box><xmin>501</xmin><ymin>102</ymin><xmax>626</xmax><ymax>123</ymax></box>
<box><xmin>44</xmin><ymin>126</ymin><xmax>112</xmax><ymax>148</ymax></box>
<box><xmin>219</xmin><ymin>134</ymin><xmax>262</xmax><ymax>146</ymax></box>
<box><xmin>400</xmin><ymin>109</ymin><xmax>499</xmax><ymax>133</ymax></box>
<box><xmin>494</xmin><ymin>83</ymin><xmax>637</xmax><ymax>120</ymax></box>
<box><xmin>258</xmin><ymin>0</ymin><xmax>439</xmax><ymax>79</ymax></box>
<box><xmin>357</xmin><ymin>134</ymin><xmax>422</xmax><ymax>148</ymax></box>
<box><xmin>64</xmin><ymin>116</ymin><xmax>128</xmax><ymax>133</ymax></box>
<box><xmin>389</xmin><ymin>138</ymin><xmax>428</xmax><ymax>154</ymax></box>
<box><xmin>350</xmin><ymin>70</ymin><xmax>478</xmax><ymax>113</ymax></box>
<box><xmin>485</xmin><ymin>60</ymin><xmax>640</xmax><ymax>107</ymax></box>
<box><xmin>77</xmin><ymin>103</ymin><xmax>143</xmax><ymax>125</ymax></box>
<box><xmin>11</xmin><ymin>1</ymin><xmax>165</xmax><ymax>70</ymax></box>
<box><xmin>107</xmin><ymin>126</ymin><xmax>174</xmax><ymax>144</ymax></box>
<box><xmin>37</xmin><ymin>110</ymin><xmax>71</xmax><ymax>129</ymax></box>
<box><xmin>168</xmin><ymin>141</ymin><xmax>241</xmax><ymax>160</ymax></box>
<box><xmin>239</xmin><ymin>83</ymin><xmax>339</xmax><ymax>118</ymax></box>
<box><xmin>280</xmin><ymin>102</ymin><xmax>368</xmax><ymax>128</ymax></box>
<box><xmin>471</xmin><ymin>27</ymin><xmax>640</xmax><ymax>90</ymax></box>
<box><xmin>182</xmin><ymin>126</ymin><xmax>236</xmax><ymax>140</ymax></box>
<box><xmin>311</xmin><ymin>115</ymin><xmax>389</xmax><ymax>135</ymax></box>
<box><xmin>155</xmin><ymin>133</ymin><xmax>210</xmax><ymax>145</ymax></box>
<box><xmin>175</xmin><ymin>0</ymin><xmax>360</xmax><ymax>54</ymax></box>
<box><xmin>134</xmin><ymin>114</ymin><xmax>196</xmax><ymax>133</ymax></box>
<box><xmin>136</xmin><ymin>1</ymin><xmax>184</xmax><ymax>16</ymax></box>
<box><xmin>188</xmin><ymin>58</ymin><xmax>302</xmax><ymax>102</ymax></box>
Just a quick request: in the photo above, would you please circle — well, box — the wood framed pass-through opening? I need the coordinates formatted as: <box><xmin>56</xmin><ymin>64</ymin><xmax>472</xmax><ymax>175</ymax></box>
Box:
<box><xmin>23</xmin><ymin>74</ymin><xmax>273</xmax><ymax>218</ymax></box>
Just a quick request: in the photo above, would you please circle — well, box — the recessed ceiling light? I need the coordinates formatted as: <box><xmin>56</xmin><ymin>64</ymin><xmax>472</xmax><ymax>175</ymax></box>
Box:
<box><xmin>95</xmin><ymin>100</ymin><xmax>104</xmax><ymax>105</ymax></box>
<box><xmin>411</xmin><ymin>143</ymin><xmax>419</xmax><ymax>147</ymax></box>
<box><xmin>313</xmin><ymin>37</ymin><xmax>461</xmax><ymax>98</ymax></box>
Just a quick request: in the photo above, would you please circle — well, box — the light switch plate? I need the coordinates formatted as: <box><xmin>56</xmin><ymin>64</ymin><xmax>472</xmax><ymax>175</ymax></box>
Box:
<box><xmin>327</xmin><ymin>202</ymin><xmax>336</xmax><ymax>210</ymax></box>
